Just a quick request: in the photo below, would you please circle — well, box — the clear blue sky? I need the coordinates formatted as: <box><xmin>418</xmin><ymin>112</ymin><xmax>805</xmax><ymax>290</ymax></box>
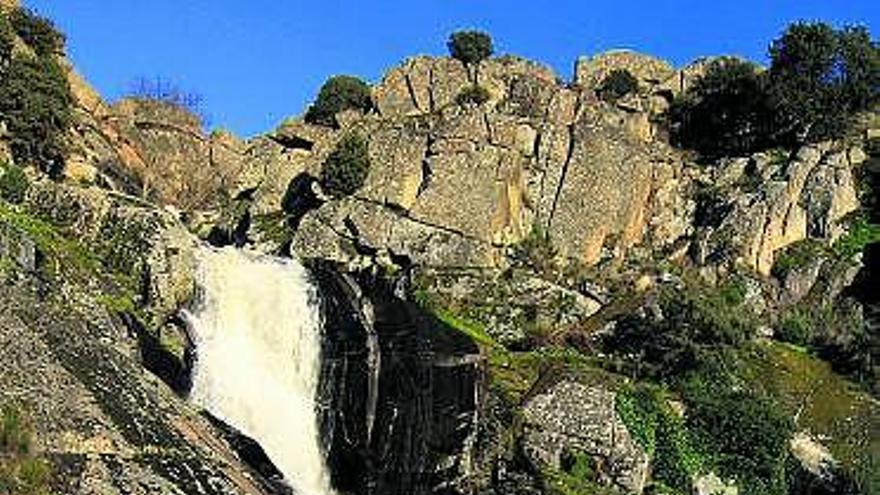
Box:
<box><xmin>25</xmin><ymin>0</ymin><xmax>878</xmax><ymax>137</ymax></box>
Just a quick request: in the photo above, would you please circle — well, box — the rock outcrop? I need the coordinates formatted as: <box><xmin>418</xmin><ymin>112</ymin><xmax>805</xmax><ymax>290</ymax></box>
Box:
<box><xmin>522</xmin><ymin>381</ymin><xmax>650</xmax><ymax>494</ymax></box>
<box><xmin>694</xmin><ymin>143</ymin><xmax>861</xmax><ymax>276</ymax></box>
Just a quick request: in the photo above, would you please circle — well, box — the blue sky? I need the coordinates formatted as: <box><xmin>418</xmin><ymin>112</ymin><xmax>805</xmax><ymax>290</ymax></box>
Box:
<box><xmin>24</xmin><ymin>1</ymin><xmax>878</xmax><ymax>137</ymax></box>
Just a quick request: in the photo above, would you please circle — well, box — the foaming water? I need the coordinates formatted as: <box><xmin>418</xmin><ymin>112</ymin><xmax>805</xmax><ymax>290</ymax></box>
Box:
<box><xmin>185</xmin><ymin>246</ymin><xmax>333</xmax><ymax>495</ymax></box>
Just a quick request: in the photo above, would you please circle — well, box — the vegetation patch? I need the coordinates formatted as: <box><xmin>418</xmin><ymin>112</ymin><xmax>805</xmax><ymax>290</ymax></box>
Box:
<box><xmin>0</xmin><ymin>404</ymin><xmax>52</xmax><ymax>495</ymax></box>
<box><xmin>596</xmin><ymin>69</ymin><xmax>640</xmax><ymax>102</ymax></box>
<box><xmin>668</xmin><ymin>23</ymin><xmax>879</xmax><ymax>157</ymax></box>
<box><xmin>304</xmin><ymin>75</ymin><xmax>372</xmax><ymax>127</ymax></box>
<box><xmin>447</xmin><ymin>30</ymin><xmax>493</xmax><ymax>65</ymax></box>
<box><xmin>832</xmin><ymin>215</ymin><xmax>880</xmax><ymax>259</ymax></box>
<box><xmin>455</xmin><ymin>84</ymin><xmax>491</xmax><ymax>107</ymax></box>
<box><xmin>320</xmin><ymin>133</ymin><xmax>371</xmax><ymax>197</ymax></box>
<box><xmin>741</xmin><ymin>342</ymin><xmax>880</xmax><ymax>494</ymax></box>
<box><xmin>543</xmin><ymin>450</ymin><xmax>621</xmax><ymax>495</ymax></box>
<box><xmin>616</xmin><ymin>384</ymin><xmax>702</xmax><ymax>494</ymax></box>
<box><xmin>0</xmin><ymin>8</ymin><xmax>74</xmax><ymax>178</ymax></box>
<box><xmin>0</xmin><ymin>163</ymin><xmax>29</xmax><ymax>204</ymax></box>
<box><xmin>9</xmin><ymin>7</ymin><xmax>65</xmax><ymax>56</ymax></box>
<box><xmin>771</xmin><ymin>239</ymin><xmax>826</xmax><ymax>279</ymax></box>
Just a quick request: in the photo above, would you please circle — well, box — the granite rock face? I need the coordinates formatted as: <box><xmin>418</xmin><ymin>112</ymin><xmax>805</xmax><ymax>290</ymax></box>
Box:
<box><xmin>521</xmin><ymin>381</ymin><xmax>650</xmax><ymax>494</ymax></box>
<box><xmin>280</xmin><ymin>54</ymin><xmax>695</xmax><ymax>271</ymax></box>
<box><xmin>694</xmin><ymin>144</ymin><xmax>861</xmax><ymax>275</ymax></box>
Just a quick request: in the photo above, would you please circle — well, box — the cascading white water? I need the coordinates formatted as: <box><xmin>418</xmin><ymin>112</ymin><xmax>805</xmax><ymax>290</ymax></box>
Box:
<box><xmin>185</xmin><ymin>246</ymin><xmax>333</xmax><ymax>495</ymax></box>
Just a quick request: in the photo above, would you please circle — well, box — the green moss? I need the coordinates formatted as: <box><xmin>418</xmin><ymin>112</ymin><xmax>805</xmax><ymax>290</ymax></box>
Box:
<box><xmin>0</xmin><ymin>202</ymin><xmax>101</xmax><ymax>281</ymax></box>
<box><xmin>434</xmin><ymin>306</ymin><xmax>497</xmax><ymax>347</ymax></box>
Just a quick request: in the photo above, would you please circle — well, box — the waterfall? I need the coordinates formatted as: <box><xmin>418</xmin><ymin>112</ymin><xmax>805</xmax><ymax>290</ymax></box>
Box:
<box><xmin>184</xmin><ymin>246</ymin><xmax>333</xmax><ymax>495</ymax></box>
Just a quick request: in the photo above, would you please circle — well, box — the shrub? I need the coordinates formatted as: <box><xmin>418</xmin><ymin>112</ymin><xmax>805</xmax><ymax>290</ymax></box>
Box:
<box><xmin>0</xmin><ymin>55</ymin><xmax>74</xmax><ymax>178</ymax></box>
<box><xmin>448</xmin><ymin>30</ymin><xmax>493</xmax><ymax>65</ymax></box>
<box><xmin>603</xmin><ymin>282</ymin><xmax>754</xmax><ymax>379</ymax></box>
<box><xmin>597</xmin><ymin>69</ymin><xmax>640</xmax><ymax>102</ymax></box>
<box><xmin>455</xmin><ymin>84</ymin><xmax>491</xmax><ymax>107</ymax></box>
<box><xmin>776</xmin><ymin>309</ymin><xmax>813</xmax><ymax>346</ymax></box>
<box><xmin>511</xmin><ymin>225</ymin><xmax>558</xmax><ymax>280</ymax></box>
<box><xmin>832</xmin><ymin>215</ymin><xmax>880</xmax><ymax>259</ymax></box>
<box><xmin>0</xmin><ymin>162</ymin><xmax>29</xmax><ymax>204</ymax></box>
<box><xmin>320</xmin><ymin>134</ymin><xmax>370</xmax><ymax>197</ymax></box>
<box><xmin>680</xmin><ymin>371</ymin><xmax>794</xmax><ymax>495</ymax></box>
<box><xmin>9</xmin><ymin>7</ymin><xmax>65</xmax><ymax>56</ymax></box>
<box><xmin>0</xmin><ymin>404</ymin><xmax>52</xmax><ymax>495</ymax></box>
<box><xmin>668</xmin><ymin>57</ymin><xmax>775</xmax><ymax>157</ymax></box>
<box><xmin>616</xmin><ymin>385</ymin><xmax>702</xmax><ymax>493</ymax></box>
<box><xmin>769</xmin><ymin>23</ymin><xmax>880</xmax><ymax>145</ymax></box>
<box><xmin>304</xmin><ymin>75</ymin><xmax>372</xmax><ymax>127</ymax></box>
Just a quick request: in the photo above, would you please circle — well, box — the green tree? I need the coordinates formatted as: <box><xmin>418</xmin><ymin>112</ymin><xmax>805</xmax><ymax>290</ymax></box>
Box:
<box><xmin>0</xmin><ymin>55</ymin><xmax>74</xmax><ymax>178</ymax></box>
<box><xmin>320</xmin><ymin>134</ymin><xmax>370</xmax><ymax>197</ymax></box>
<box><xmin>304</xmin><ymin>75</ymin><xmax>372</xmax><ymax>127</ymax></box>
<box><xmin>668</xmin><ymin>57</ymin><xmax>774</xmax><ymax>157</ymax></box>
<box><xmin>769</xmin><ymin>22</ymin><xmax>880</xmax><ymax>144</ymax></box>
<box><xmin>448</xmin><ymin>30</ymin><xmax>493</xmax><ymax>65</ymax></box>
<box><xmin>597</xmin><ymin>69</ymin><xmax>640</xmax><ymax>102</ymax></box>
<box><xmin>9</xmin><ymin>7</ymin><xmax>64</xmax><ymax>57</ymax></box>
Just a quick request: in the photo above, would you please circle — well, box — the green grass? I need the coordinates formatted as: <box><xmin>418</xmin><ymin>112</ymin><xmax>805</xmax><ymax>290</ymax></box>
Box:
<box><xmin>740</xmin><ymin>341</ymin><xmax>880</xmax><ymax>492</ymax></box>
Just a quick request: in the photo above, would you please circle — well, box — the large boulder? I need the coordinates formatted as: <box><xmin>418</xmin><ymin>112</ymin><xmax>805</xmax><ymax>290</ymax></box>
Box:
<box><xmin>522</xmin><ymin>381</ymin><xmax>650</xmax><ymax>494</ymax></box>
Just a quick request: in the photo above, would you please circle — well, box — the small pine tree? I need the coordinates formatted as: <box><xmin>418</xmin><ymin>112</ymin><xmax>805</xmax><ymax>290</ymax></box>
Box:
<box><xmin>448</xmin><ymin>30</ymin><xmax>493</xmax><ymax>65</ymax></box>
<box><xmin>304</xmin><ymin>75</ymin><xmax>372</xmax><ymax>128</ymax></box>
<box><xmin>320</xmin><ymin>134</ymin><xmax>370</xmax><ymax>197</ymax></box>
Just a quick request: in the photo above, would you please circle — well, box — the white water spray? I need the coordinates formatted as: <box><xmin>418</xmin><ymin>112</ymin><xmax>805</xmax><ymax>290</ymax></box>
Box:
<box><xmin>185</xmin><ymin>246</ymin><xmax>333</xmax><ymax>495</ymax></box>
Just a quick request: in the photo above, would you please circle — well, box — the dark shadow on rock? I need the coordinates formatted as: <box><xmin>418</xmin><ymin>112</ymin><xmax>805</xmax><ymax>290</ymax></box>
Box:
<box><xmin>202</xmin><ymin>413</ymin><xmax>294</xmax><ymax>495</ymax></box>
<box><xmin>282</xmin><ymin>173</ymin><xmax>323</xmax><ymax>231</ymax></box>
<box><xmin>121</xmin><ymin>312</ymin><xmax>193</xmax><ymax>396</ymax></box>
<box><xmin>309</xmin><ymin>260</ymin><xmax>483</xmax><ymax>495</ymax></box>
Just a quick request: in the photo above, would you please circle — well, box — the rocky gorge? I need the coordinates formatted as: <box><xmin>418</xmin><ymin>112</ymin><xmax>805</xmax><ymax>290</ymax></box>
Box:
<box><xmin>0</xmin><ymin>2</ymin><xmax>879</xmax><ymax>495</ymax></box>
